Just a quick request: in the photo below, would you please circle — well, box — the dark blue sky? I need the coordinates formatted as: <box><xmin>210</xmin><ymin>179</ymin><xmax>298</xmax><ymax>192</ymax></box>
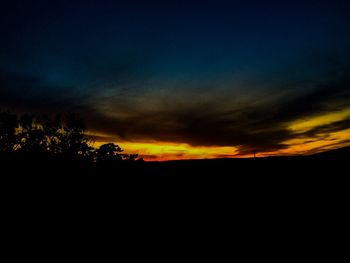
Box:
<box><xmin>1</xmin><ymin>0</ymin><xmax>350</xmax><ymax>155</ymax></box>
<box><xmin>2</xmin><ymin>1</ymin><xmax>350</xmax><ymax>81</ymax></box>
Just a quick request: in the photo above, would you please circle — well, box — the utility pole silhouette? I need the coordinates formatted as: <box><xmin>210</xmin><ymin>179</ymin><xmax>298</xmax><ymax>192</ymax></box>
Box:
<box><xmin>253</xmin><ymin>150</ymin><xmax>256</xmax><ymax>158</ymax></box>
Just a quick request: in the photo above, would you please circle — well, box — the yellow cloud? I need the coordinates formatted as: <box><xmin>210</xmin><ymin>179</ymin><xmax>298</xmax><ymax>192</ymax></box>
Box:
<box><xmin>288</xmin><ymin>108</ymin><xmax>350</xmax><ymax>133</ymax></box>
<box><xmin>272</xmin><ymin>107</ymin><xmax>350</xmax><ymax>156</ymax></box>
<box><xmin>276</xmin><ymin>128</ymin><xmax>350</xmax><ymax>155</ymax></box>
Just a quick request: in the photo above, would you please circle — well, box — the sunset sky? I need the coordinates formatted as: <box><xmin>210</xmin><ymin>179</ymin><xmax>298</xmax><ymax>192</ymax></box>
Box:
<box><xmin>1</xmin><ymin>0</ymin><xmax>350</xmax><ymax>160</ymax></box>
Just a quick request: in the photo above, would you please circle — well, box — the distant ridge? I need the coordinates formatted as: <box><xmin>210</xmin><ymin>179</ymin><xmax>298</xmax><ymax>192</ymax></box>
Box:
<box><xmin>311</xmin><ymin>146</ymin><xmax>350</xmax><ymax>159</ymax></box>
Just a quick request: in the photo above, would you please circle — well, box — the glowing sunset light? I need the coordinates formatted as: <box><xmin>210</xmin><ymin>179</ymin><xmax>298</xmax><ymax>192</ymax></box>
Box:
<box><xmin>94</xmin><ymin>140</ymin><xmax>240</xmax><ymax>161</ymax></box>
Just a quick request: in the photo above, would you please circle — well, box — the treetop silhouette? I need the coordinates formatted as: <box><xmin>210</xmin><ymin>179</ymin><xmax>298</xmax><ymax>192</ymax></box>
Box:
<box><xmin>0</xmin><ymin>110</ymin><xmax>140</xmax><ymax>164</ymax></box>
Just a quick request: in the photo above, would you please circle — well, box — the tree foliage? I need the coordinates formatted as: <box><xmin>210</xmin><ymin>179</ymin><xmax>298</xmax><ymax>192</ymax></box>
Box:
<box><xmin>0</xmin><ymin>111</ymin><xmax>140</xmax><ymax>164</ymax></box>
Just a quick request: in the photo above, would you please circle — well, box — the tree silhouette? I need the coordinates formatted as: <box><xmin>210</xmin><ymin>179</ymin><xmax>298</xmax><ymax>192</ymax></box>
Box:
<box><xmin>58</xmin><ymin>113</ymin><xmax>94</xmax><ymax>159</ymax></box>
<box><xmin>0</xmin><ymin>111</ymin><xmax>18</xmax><ymax>153</ymax></box>
<box><xmin>18</xmin><ymin>114</ymin><xmax>47</xmax><ymax>154</ymax></box>
<box><xmin>0</xmin><ymin>110</ymin><xmax>143</xmax><ymax>179</ymax></box>
<box><xmin>95</xmin><ymin>143</ymin><xmax>123</xmax><ymax>163</ymax></box>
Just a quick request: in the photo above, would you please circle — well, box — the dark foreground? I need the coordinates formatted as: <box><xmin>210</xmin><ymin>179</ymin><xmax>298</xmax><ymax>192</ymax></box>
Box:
<box><xmin>1</xmin><ymin>146</ymin><xmax>349</xmax><ymax>193</ymax></box>
<box><xmin>1</xmin><ymin>148</ymin><xmax>348</xmax><ymax>224</ymax></box>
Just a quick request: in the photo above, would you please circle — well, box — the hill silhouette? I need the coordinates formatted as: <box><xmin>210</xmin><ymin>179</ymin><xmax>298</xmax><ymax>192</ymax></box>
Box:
<box><xmin>310</xmin><ymin>146</ymin><xmax>350</xmax><ymax>160</ymax></box>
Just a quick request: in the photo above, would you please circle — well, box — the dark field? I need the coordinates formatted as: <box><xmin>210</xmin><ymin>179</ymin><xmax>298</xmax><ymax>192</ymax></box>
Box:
<box><xmin>2</xmin><ymin>146</ymin><xmax>348</xmax><ymax>187</ymax></box>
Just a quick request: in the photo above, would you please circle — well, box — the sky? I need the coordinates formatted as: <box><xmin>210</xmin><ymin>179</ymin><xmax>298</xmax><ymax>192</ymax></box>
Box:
<box><xmin>1</xmin><ymin>0</ymin><xmax>350</xmax><ymax>160</ymax></box>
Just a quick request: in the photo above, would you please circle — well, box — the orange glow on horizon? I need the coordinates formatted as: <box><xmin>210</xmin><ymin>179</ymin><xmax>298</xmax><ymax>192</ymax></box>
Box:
<box><xmin>89</xmin><ymin>107</ymin><xmax>350</xmax><ymax>161</ymax></box>
<box><xmin>94</xmin><ymin>140</ymin><xmax>242</xmax><ymax>161</ymax></box>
